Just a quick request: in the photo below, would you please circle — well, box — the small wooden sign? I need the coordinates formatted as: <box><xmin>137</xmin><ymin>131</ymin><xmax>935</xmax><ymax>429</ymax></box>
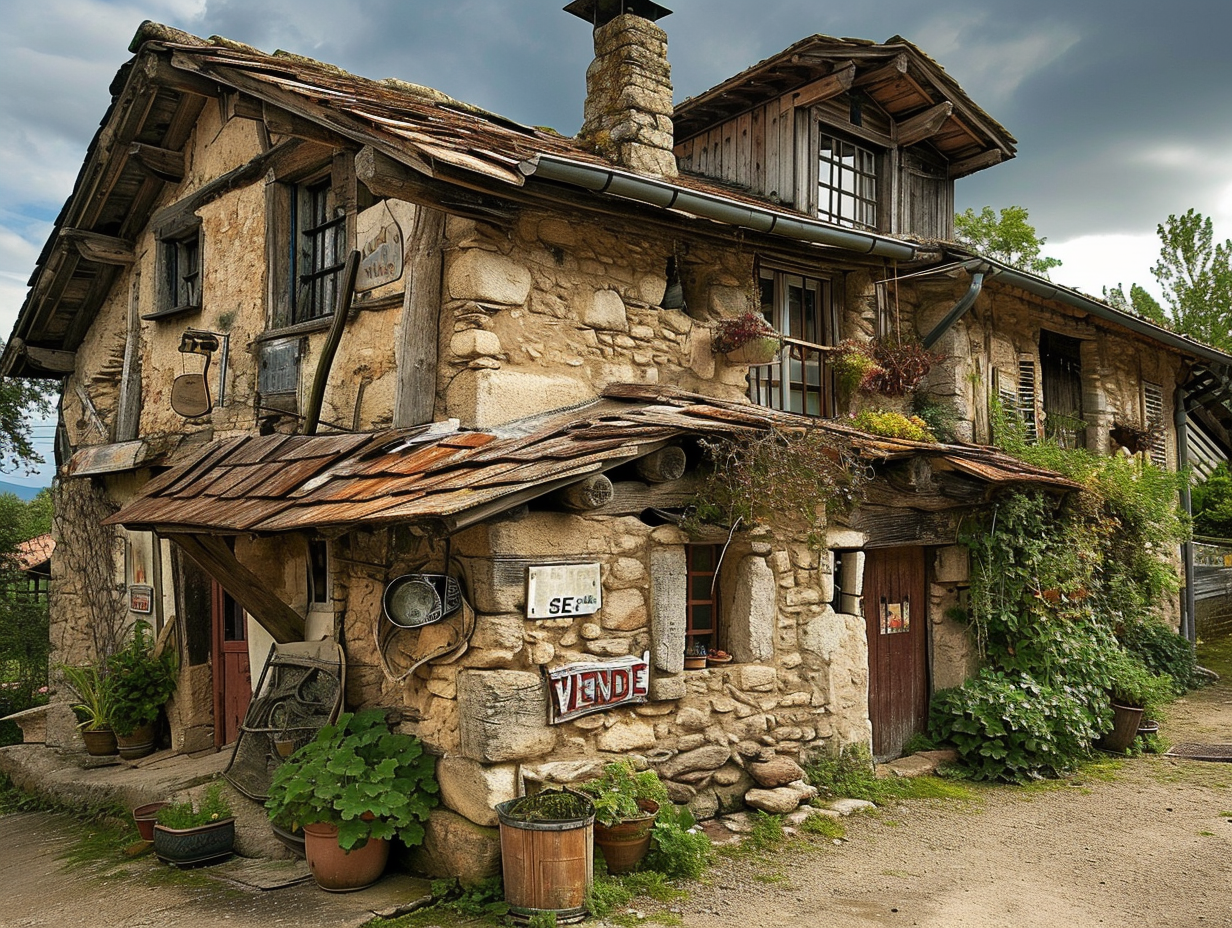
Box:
<box><xmin>129</xmin><ymin>584</ymin><xmax>154</xmax><ymax>614</ymax></box>
<box><xmin>526</xmin><ymin>563</ymin><xmax>601</xmax><ymax>619</ymax></box>
<box><xmin>548</xmin><ymin>652</ymin><xmax>650</xmax><ymax>723</ymax></box>
<box><xmin>355</xmin><ymin>201</ymin><xmax>404</xmax><ymax>292</ymax></box>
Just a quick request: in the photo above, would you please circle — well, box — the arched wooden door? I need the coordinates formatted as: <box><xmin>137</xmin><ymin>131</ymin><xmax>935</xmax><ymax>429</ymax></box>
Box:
<box><xmin>211</xmin><ymin>581</ymin><xmax>252</xmax><ymax>748</ymax></box>
<box><xmin>863</xmin><ymin>547</ymin><xmax>929</xmax><ymax>759</ymax></box>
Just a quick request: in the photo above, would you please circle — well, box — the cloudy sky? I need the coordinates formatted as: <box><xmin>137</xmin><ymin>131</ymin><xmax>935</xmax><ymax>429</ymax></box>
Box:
<box><xmin>3</xmin><ymin>0</ymin><xmax>1231</xmax><ymax>483</ymax></box>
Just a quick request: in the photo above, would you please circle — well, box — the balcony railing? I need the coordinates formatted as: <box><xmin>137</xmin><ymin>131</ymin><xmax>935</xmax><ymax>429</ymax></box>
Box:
<box><xmin>748</xmin><ymin>336</ymin><xmax>837</xmax><ymax>418</ymax></box>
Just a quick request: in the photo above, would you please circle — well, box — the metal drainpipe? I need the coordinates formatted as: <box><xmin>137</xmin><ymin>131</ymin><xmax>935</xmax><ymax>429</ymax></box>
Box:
<box><xmin>1175</xmin><ymin>383</ymin><xmax>1196</xmax><ymax>643</ymax></box>
<box><xmin>921</xmin><ymin>269</ymin><xmax>986</xmax><ymax>351</ymax></box>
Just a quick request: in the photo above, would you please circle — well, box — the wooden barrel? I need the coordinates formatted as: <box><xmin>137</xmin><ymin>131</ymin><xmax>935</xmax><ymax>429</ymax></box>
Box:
<box><xmin>496</xmin><ymin>797</ymin><xmax>594</xmax><ymax>924</ymax></box>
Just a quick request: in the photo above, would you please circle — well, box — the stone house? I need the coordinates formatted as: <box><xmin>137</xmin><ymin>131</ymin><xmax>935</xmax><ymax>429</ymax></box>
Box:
<box><xmin>7</xmin><ymin>4</ymin><xmax>1231</xmax><ymax>873</ymax></box>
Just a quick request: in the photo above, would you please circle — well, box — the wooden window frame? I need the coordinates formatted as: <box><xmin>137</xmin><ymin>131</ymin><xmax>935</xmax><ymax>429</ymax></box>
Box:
<box><xmin>748</xmin><ymin>265</ymin><xmax>838</xmax><ymax>418</ymax></box>
<box><xmin>685</xmin><ymin>543</ymin><xmax>721</xmax><ymax>656</ymax></box>
<box><xmin>816</xmin><ymin>129</ymin><xmax>879</xmax><ymax>230</ymax></box>
<box><xmin>1142</xmin><ymin>381</ymin><xmax>1169</xmax><ymax>468</ymax></box>
<box><xmin>148</xmin><ymin>221</ymin><xmax>202</xmax><ymax>321</ymax></box>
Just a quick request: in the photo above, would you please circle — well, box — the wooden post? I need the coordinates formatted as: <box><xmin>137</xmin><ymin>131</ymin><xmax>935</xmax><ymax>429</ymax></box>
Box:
<box><xmin>394</xmin><ymin>205</ymin><xmax>446</xmax><ymax>427</ymax></box>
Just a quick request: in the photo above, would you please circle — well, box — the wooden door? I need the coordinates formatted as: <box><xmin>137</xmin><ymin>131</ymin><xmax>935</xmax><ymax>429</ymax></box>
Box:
<box><xmin>864</xmin><ymin>547</ymin><xmax>929</xmax><ymax>759</ymax></box>
<box><xmin>211</xmin><ymin>581</ymin><xmax>252</xmax><ymax>748</ymax></box>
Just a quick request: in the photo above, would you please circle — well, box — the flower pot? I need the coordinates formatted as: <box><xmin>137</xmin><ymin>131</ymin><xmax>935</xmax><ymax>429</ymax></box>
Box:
<box><xmin>271</xmin><ymin>821</ymin><xmax>306</xmax><ymax>858</ymax></box>
<box><xmin>274</xmin><ymin>738</ymin><xmax>297</xmax><ymax>758</ymax></box>
<box><xmin>132</xmin><ymin>802</ymin><xmax>169</xmax><ymax>842</ymax></box>
<box><xmin>115</xmin><ymin>721</ymin><xmax>158</xmax><ymax>760</ymax></box>
<box><xmin>153</xmin><ymin>818</ymin><xmax>235</xmax><ymax>867</ymax></box>
<box><xmin>497</xmin><ymin>794</ymin><xmax>594</xmax><ymax>924</ymax></box>
<box><xmin>683</xmin><ymin>656</ymin><xmax>707</xmax><ymax>670</ymax></box>
<box><xmin>594</xmin><ymin>799</ymin><xmax>659</xmax><ymax>874</ymax></box>
<box><xmin>723</xmin><ymin>336</ymin><xmax>780</xmax><ymax>366</ymax></box>
<box><xmin>1137</xmin><ymin>719</ymin><xmax>1160</xmax><ymax>740</ymax></box>
<box><xmin>80</xmin><ymin>727</ymin><xmax>117</xmax><ymax>757</ymax></box>
<box><xmin>1097</xmin><ymin>702</ymin><xmax>1145</xmax><ymax>753</ymax></box>
<box><xmin>302</xmin><ymin>822</ymin><xmax>389</xmax><ymax>892</ymax></box>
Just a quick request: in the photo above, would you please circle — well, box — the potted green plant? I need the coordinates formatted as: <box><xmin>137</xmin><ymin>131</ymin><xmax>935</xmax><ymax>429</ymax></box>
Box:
<box><xmin>107</xmin><ymin>621</ymin><xmax>177</xmax><ymax>759</ymax></box>
<box><xmin>1100</xmin><ymin>650</ymin><xmax>1174</xmax><ymax>752</ymax></box>
<box><xmin>152</xmin><ymin>782</ymin><xmax>235</xmax><ymax>866</ymax></box>
<box><xmin>712</xmin><ymin>312</ymin><xmax>781</xmax><ymax>365</ymax></box>
<box><xmin>576</xmin><ymin>760</ymin><xmax>667</xmax><ymax>874</ymax></box>
<box><xmin>60</xmin><ymin>663</ymin><xmax>116</xmax><ymax>756</ymax></box>
<box><xmin>264</xmin><ymin>708</ymin><xmax>439</xmax><ymax>892</ymax></box>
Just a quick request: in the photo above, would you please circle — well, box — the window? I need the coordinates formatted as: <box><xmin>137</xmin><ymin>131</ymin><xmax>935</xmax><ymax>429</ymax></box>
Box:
<box><xmin>818</xmin><ymin>131</ymin><xmax>878</xmax><ymax>229</ymax></box>
<box><xmin>748</xmin><ymin>267</ymin><xmax>837</xmax><ymax>417</ymax></box>
<box><xmin>1142</xmin><ymin>382</ymin><xmax>1168</xmax><ymax>468</ymax></box>
<box><xmin>1039</xmin><ymin>331</ymin><xmax>1085</xmax><ymax>449</ymax></box>
<box><xmin>149</xmin><ymin>224</ymin><xmax>202</xmax><ymax>319</ymax></box>
<box><xmin>685</xmin><ymin>544</ymin><xmax>720</xmax><ymax>657</ymax></box>
<box><xmin>292</xmin><ymin>178</ymin><xmax>346</xmax><ymax>323</ymax></box>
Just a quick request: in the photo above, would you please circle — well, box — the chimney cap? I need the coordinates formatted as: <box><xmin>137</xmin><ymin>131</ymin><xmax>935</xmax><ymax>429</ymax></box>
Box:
<box><xmin>564</xmin><ymin>0</ymin><xmax>672</xmax><ymax>27</ymax></box>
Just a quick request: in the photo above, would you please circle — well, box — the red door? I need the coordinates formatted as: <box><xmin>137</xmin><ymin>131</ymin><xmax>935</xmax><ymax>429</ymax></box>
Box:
<box><xmin>211</xmin><ymin>581</ymin><xmax>252</xmax><ymax>748</ymax></box>
<box><xmin>864</xmin><ymin>547</ymin><xmax>929</xmax><ymax>759</ymax></box>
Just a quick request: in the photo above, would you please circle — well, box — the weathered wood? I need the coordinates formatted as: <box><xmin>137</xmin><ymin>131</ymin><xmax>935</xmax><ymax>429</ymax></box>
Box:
<box><xmin>553</xmin><ymin>474</ymin><xmax>615</xmax><ymax>512</ymax></box>
<box><xmin>73</xmin><ymin>381</ymin><xmax>107</xmax><ymax>438</ymax></box>
<box><xmin>115</xmin><ymin>272</ymin><xmax>142</xmax><ymax>442</ymax></box>
<box><xmin>791</xmin><ymin>62</ymin><xmax>855</xmax><ymax>109</ymax></box>
<box><xmin>67</xmin><ymin>440</ymin><xmax>150</xmax><ymax>476</ymax></box>
<box><xmin>355</xmin><ymin>145</ymin><xmax>515</xmax><ymax>221</ymax></box>
<box><xmin>592</xmin><ymin>478</ymin><xmax>700</xmax><ymax>516</ymax></box>
<box><xmin>845</xmin><ymin>504</ymin><xmax>960</xmax><ymax>548</ymax></box>
<box><xmin>141</xmin><ymin>53</ymin><xmax>221</xmax><ymax>98</ymax></box>
<box><xmin>9</xmin><ymin>339</ymin><xmax>76</xmax><ymax>374</ymax></box>
<box><xmin>220</xmin><ymin>90</ymin><xmax>264</xmax><ymax>122</ymax></box>
<box><xmin>128</xmin><ymin>143</ymin><xmax>185</xmax><ymax>182</ymax></box>
<box><xmin>60</xmin><ymin>229</ymin><xmax>135</xmax><ymax>266</ymax></box>
<box><xmin>302</xmin><ymin>251</ymin><xmax>360</xmax><ymax>435</ymax></box>
<box><xmin>394</xmin><ymin>202</ymin><xmax>446</xmax><ymax>427</ymax></box>
<box><xmin>896</xmin><ymin>102</ymin><xmax>953</xmax><ymax>147</ymax></box>
<box><xmin>853</xmin><ymin>54</ymin><xmax>909</xmax><ymax>89</ymax></box>
<box><xmin>948</xmin><ymin>149</ymin><xmax>1003</xmax><ymax>178</ymax></box>
<box><xmin>634</xmin><ymin>446</ymin><xmax>687</xmax><ymax>483</ymax></box>
<box><xmin>167</xmin><ymin>533</ymin><xmax>305</xmax><ymax>644</ymax></box>
<box><xmin>263</xmin><ymin>101</ymin><xmax>347</xmax><ymax>146</ymax></box>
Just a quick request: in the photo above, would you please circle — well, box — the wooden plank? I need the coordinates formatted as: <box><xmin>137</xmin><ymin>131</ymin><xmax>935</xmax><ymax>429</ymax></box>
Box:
<box><xmin>949</xmin><ymin>149</ymin><xmax>1003</xmax><ymax>178</ymax></box>
<box><xmin>60</xmin><ymin>229</ymin><xmax>135</xmax><ymax>266</ymax></box>
<box><xmin>735</xmin><ymin>111</ymin><xmax>753</xmax><ymax>188</ymax></box>
<box><xmin>791</xmin><ymin>62</ymin><xmax>856</xmax><ymax>109</ymax></box>
<box><xmin>167</xmin><ymin>533</ymin><xmax>304</xmax><ymax>643</ymax></box>
<box><xmin>853</xmin><ymin>54</ymin><xmax>909</xmax><ymax>89</ymax></box>
<box><xmin>115</xmin><ymin>271</ymin><xmax>142</xmax><ymax>442</ymax></box>
<box><xmin>896</xmin><ymin>102</ymin><xmax>953</xmax><ymax>147</ymax></box>
<box><xmin>395</xmin><ymin>203</ymin><xmax>446</xmax><ymax>427</ymax></box>
<box><xmin>128</xmin><ymin>143</ymin><xmax>185</xmax><ymax>182</ymax></box>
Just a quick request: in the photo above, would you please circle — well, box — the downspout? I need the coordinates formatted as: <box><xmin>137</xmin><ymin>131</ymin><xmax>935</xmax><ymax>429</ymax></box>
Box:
<box><xmin>921</xmin><ymin>265</ymin><xmax>988</xmax><ymax>350</ymax></box>
<box><xmin>1176</xmin><ymin>383</ymin><xmax>1196</xmax><ymax>643</ymax></box>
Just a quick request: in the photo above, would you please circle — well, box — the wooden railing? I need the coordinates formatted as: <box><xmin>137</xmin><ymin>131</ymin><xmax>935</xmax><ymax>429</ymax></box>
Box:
<box><xmin>747</xmin><ymin>336</ymin><xmax>838</xmax><ymax>418</ymax></box>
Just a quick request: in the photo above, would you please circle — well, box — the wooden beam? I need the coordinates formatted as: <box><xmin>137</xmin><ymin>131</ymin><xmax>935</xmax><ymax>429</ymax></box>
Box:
<box><xmin>128</xmin><ymin>143</ymin><xmax>185</xmax><ymax>182</ymax></box>
<box><xmin>394</xmin><ymin>202</ymin><xmax>446</xmax><ymax>427</ymax></box>
<box><xmin>355</xmin><ymin>146</ymin><xmax>515</xmax><ymax>221</ymax></box>
<box><xmin>634</xmin><ymin>446</ymin><xmax>687</xmax><ymax>483</ymax></box>
<box><xmin>791</xmin><ymin>62</ymin><xmax>855</xmax><ymax>109</ymax></box>
<box><xmin>167</xmin><ymin>533</ymin><xmax>305</xmax><ymax>643</ymax></box>
<box><xmin>220</xmin><ymin>90</ymin><xmax>264</xmax><ymax>122</ymax></box>
<box><xmin>845</xmin><ymin>504</ymin><xmax>960</xmax><ymax>548</ymax></box>
<box><xmin>853</xmin><ymin>54</ymin><xmax>909</xmax><ymax>88</ymax></box>
<box><xmin>263</xmin><ymin>102</ymin><xmax>347</xmax><ymax>146</ymax></box>
<box><xmin>8</xmin><ymin>338</ymin><xmax>76</xmax><ymax>374</ymax></box>
<box><xmin>949</xmin><ymin>149</ymin><xmax>1003</xmax><ymax>178</ymax></box>
<box><xmin>60</xmin><ymin>229</ymin><xmax>135</xmax><ymax>266</ymax></box>
<box><xmin>140</xmin><ymin>52</ymin><xmax>221</xmax><ymax>98</ymax></box>
<box><xmin>553</xmin><ymin>474</ymin><xmax>615</xmax><ymax>512</ymax></box>
<box><xmin>896</xmin><ymin>102</ymin><xmax>953</xmax><ymax>147</ymax></box>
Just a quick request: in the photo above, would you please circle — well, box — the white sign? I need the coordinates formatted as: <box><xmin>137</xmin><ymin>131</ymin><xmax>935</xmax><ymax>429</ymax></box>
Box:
<box><xmin>526</xmin><ymin>563</ymin><xmax>601</xmax><ymax>619</ymax></box>
<box><xmin>548</xmin><ymin>652</ymin><xmax>650</xmax><ymax>723</ymax></box>
<box><xmin>355</xmin><ymin>201</ymin><xmax>404</xmax><ymax>292</ymax></box>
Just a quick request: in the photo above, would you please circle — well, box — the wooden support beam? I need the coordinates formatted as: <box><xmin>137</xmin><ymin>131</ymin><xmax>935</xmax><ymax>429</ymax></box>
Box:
<box><xmin>394</xmin><ymin>201</ymin><xmax>447</xmax><ymax>427</ymax></box>
<box><xmin>845</xmin><ymin>504</ymin><xmax>960</xmax><ymax>548</ymax></box>
<box><xmin>263</xmin><ymin>101</ymin><xmax>347</xmax><ymax>146</ymax></box>
<box><xmin>949</xmin><ymin>149</ymin><xmax>1003</xmax><ymax>178</ymax></box>
<box><xmin>791</xmin><ymin>62</ymin><xmax>855</xmax><ymax>109</ymax></box>
<box><xmin>128</xmin><ymin>143</ymin><xmax>185</xmax><ymax>182</ymax></box>
<box><xmin>896</xmin><ymin>102</ymin><xmax>954</xmax><ymax>147</ymax></box>
<box><xmin>60</xmin><ymin>229</ymin><xmax>135</xmax><ymax>265</ymax></box>
<box><xmin>220</xmin><ymin>90</ymin><xmax>264</xmax><ymax>122</ymax></box>
<box><xmin>553</xmin><ymin>474</ymin><xmax>615</xmax><ymax>512</ymax></box>
<box><xmin>140</xmin><ymin>53</ymin><xmax>221</xmax><ymax>98</ymax></box>
<box><xmin>8</xmin><ymin>338</ymin><xmax>76</xmax><ymax>374</ymax></box>
<box><xmin>853</xmin><ymin>54</ymin><xmax>909</xmax><ymax>88</ymax></box>
<box><xmin>355</xmin><ymin>146</ymin><xmax>515</xmax><ymax>221</ymax></box>
<box><xmin>634</xmin><ymin>446</ymin><xmax>687</xmax><ymax>483</ymax></box>
<box><xmin>167</xmin><ymin>533</ymin><xmax>305</xmax><ymax>643</ymax></box>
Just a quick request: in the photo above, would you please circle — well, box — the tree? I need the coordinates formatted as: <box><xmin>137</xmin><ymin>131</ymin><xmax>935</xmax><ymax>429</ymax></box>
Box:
<box><xmin>0</xmin><ymin>491</ymin><xmax>54</xmax><ymax>745</ymax></box>
<box><xmin>954</xmin><ymin>205</ymin><xmax>1062</xmax><ymax>278</ymax></box>
<box><xmin>0</xmin><ymin>343</ymin><xmax>54</xmax><ymax>474</ymax></box>
<box><xmin>1102</xmin><ymin>283</ymin><xmax>1168</xmax><ymax>326</ymax></box>
<box><xmin>1149</xmin><ymin>209</ymin><xmax>1232</xmax><ymax>352</ymax></box>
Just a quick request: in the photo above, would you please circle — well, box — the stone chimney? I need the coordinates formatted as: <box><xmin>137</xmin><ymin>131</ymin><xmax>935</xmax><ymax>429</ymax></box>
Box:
<box><xmin>569</xmin><ymin>1</ymin><xmax>677</xmax><ymax>178</ymax></box>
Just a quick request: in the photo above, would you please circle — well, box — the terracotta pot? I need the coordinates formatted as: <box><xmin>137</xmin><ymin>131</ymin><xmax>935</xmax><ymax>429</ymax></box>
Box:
<box><xmin>132</xmin><ymin>801</ymin><xmax>169</xmax><ymax>842</ymax></box>
<box><xmin>115</xmin><ymin>721</ymin><xmax>158</xmax><ymax>760</ymax></box>
<box><xmin>153</xmin><ymin>818</ymin><xmax>235</xmax><ymax>867</ymax></box>
<box><xmin>684</xmin><ymin>656</ymin><xmax>707</xmax><ymax>670</ymax></box>
<box><xmin>594</xmin><ymin>799</ymin><xmax>659</xmax><ymax>874</ymax></box>
<box><xmin>80</xmin><ymin>728</ymin><xmax>117</xmax><ymax>757</ymax></box>
<box><xmin>302</xmin><ymin>821</ymin><xmax>389</xmax><ymax>892</ymax></box>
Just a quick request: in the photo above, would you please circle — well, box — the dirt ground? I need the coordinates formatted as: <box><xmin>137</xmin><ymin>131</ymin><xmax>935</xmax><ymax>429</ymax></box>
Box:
<box><xmin>671</xmin><ymin>670</ymin><xmax>1232</xmax><ymax>928</ymax></box>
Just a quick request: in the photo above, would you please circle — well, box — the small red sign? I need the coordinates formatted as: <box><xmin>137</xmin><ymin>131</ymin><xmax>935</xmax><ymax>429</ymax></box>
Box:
<box><xmin>129</xmin><ymin>584</ymin><xmax>153</xmax><ymax>614</ymax></box>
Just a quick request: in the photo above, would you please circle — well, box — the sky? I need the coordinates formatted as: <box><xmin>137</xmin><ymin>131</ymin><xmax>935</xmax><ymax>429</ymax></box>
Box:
<box><xmin>3</xmin><ymin>0</ymin><xmax>1231</xmax><ymax>484</ymax></box>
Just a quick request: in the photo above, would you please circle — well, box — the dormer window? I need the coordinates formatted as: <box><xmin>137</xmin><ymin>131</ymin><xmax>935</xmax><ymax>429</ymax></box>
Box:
<box><xmin>818</xmin><ymin>131</ymin><xmax>878</xmax><ymax>230</ymax></box>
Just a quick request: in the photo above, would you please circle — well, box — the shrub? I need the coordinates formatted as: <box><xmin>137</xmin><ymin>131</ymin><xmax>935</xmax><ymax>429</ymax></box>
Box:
<box><xmin>643</xmin><ymin>802</ymin><xmax>711</xmax><ymax>879</ymax></box>
<box><xmin>850</xmin><ymin>409</ymin><xmax>936</xmax><ymax>442</ymax></box>
<box><xmin>576</xmin><ymin>760</ymin><xmax>668</xmax><ymax>826</ymax></box>
<box><xmin>929</xmin><ymin>670</ymin><xmax>1099</xmax><ymax>782</ymax></box>
<box><xmin>157</xmin><ymin>782</ymin><xmax>232</xmax><ymax>829</ymax></box>
<box><xmin>1120</xmin><ymin>617</ymin><xmax>1199</xmax><ymax>693</ymax></box>
<box><xmin>107</xmin><ymin>621</ymin><xmax>176</xmax><ymax>736</ymax></box>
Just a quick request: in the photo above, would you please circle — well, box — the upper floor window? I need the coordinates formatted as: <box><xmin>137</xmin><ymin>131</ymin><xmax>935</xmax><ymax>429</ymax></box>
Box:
<box><xmin>818</xmin><ymin>131</ymin><xmax>878</xmax><ymax>230</ymax></box>
<box><xmin>292</xmin><ymin>178</ymin><xmax>346</xmax><ymax>323</ymax></box>
<box><xmin>748</xmin><ymin>267</ymin><xmax>837</xmax><ymax>417</ymax></box>
<box><xmin>149</xmin><ymin>221</ymin><xmax>202</xmax><ymax>320</ymax></box>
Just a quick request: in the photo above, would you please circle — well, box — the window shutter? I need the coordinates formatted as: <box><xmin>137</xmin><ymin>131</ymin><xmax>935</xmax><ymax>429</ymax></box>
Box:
<box><xmin>1017</xmin><ymin>358</ymin><xmax>1038</xmax><ymax>443</ymax></box>
<box><xmin>1143</xmin><ymin>382</ymin><xmax>1167</xmax><ymax>467</ymax></box>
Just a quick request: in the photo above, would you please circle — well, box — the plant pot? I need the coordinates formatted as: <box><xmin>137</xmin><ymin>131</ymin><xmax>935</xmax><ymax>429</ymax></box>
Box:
<box><xmin>1097</xmin><ymin>702</ymin><xmax>1145</xmax><ymax>753</ymax></box>
<box><xmin>594</xmin><ymin>799</ymin><xmax>659</xmax><ymax>874</ymax></box>
<box><xmin>271</xmin><ymin>821</ymin><xmax>306</xmax><ymax>858</ymax></box>
<box><xmin>1137</xmin><ymin>719</ymin><xmax>1160</xmax><ymax>740</ymax></box>
<box><xmin>153</xmin><ymin>818</ymin><xmax>235</xmax><ymax>867</ymax></box>
<box><xmin>132</xmin><ymin>802</ymin><xmax>169</xmax><ymax>842</ymax></box>
<box><xmin>115</xmin><ymin>721</ymin><xmax>158</xmax><ymax>760</ymax></box>
<box><xmin>302</xmin><ymin>822</ymin><xmax>389</xmax><ymax>892</ymax></box>
<box><xmin>274</xmin><ymin>738</ymin><xmax>297</xmax><ymax>758</ymax></box>
<box><xmin>723</xmin><ymin>336</ymin><xmax>780</xmax><ymax>366</ymax></box>
<box><xmin>684</xmin><ymin>656</ymin><xmax>707</xmax><ymax>670</ymax></box>
<box><xmin>80</xmin><ymin>727</ymin><xmax>117</xmax><ymax>757</ymax></box>
<box><xmin>497</xmin><ymin>795</ymin><xmax>594</xmax><ymax>924</ymax></box>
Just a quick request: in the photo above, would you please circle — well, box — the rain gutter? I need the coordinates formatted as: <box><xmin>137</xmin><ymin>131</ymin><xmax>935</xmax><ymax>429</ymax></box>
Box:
<box><xmin>518</xmin><ymin>154</ymin><xmax>918</xmax><ymax>261</ymax></box>
<box><xmin>922</xmin><ymin>262</ymin><xmax>988</xmax><ymax>350</ymax></box>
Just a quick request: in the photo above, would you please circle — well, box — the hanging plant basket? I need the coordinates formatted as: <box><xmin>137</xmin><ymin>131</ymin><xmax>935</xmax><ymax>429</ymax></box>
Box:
<box><xmin>723</xmin><ymin>336</ymin><xmax>781</xmax><ymax>365</ymax></box>
<box><xmin>712</xmin><ymin>312</ymin><xmax>781</xmax><ymax>366</ymax></box>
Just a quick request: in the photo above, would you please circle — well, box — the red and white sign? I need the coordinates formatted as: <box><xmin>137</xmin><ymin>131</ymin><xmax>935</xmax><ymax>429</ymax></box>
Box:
<box><xmin>548</xmin><ymin>652</ymin><xmax>650</xmax><ymax>723</ymax></box>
